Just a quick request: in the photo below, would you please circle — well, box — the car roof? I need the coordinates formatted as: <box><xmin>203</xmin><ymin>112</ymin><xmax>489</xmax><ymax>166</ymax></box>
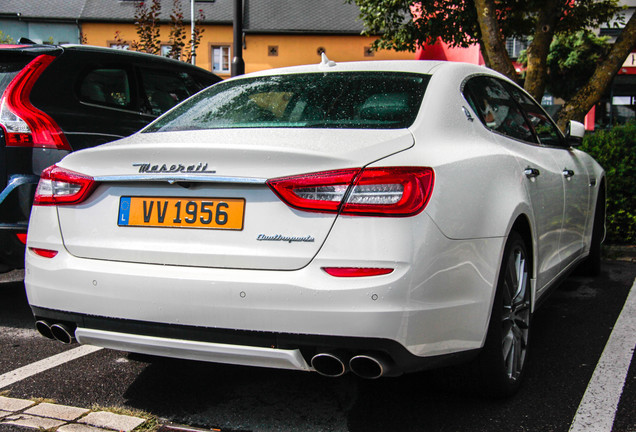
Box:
<box><xmin>0</xmin><ymin>43</ymin><xmax>214</xmax><ymax>73</ymax></box>
<box><xmin>236</xmin><ymin>59</ymin><xmax>496</xmax><ymax>80</ymax></box>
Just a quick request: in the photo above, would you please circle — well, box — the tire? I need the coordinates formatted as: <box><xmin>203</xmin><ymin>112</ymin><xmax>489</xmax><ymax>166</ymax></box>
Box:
<box><xmin>579</xmin><ymin>189</ymin><xmax>605</xmax><ymax>277</ymax></box>
<box><xmin>476</xmin><ymin>231</ymin><xmax>532</xmax><ymax>398</ymax></box>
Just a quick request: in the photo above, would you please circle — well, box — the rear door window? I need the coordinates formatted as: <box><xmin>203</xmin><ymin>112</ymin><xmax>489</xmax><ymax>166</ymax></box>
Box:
<box><xmin>505</xmin><ymin>84</ymin><xmax>564</xmax><ymax>147</ymax></box>
<box><xmin>464</xmin><ymin>76</ymin><xmax>537</xmax><ymax>144</ymax></box>
<box><xmin>79</xmin><ymin>68</ymin><xmax>132</xmax><ymax>109</ymax></box>
<box><xmin>139</xmin><ymin>69</ymin><xmax>202</xmax><ymax>116</ymax></box>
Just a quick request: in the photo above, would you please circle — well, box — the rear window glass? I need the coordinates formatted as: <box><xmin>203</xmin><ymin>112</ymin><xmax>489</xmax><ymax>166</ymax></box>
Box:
<box><xmin>0</xmin><ymin>59</ymin><xmax>31</xmax><ymax>96</ymax></box>
<box><xmin>144</xmin><ymin>72</ymin><xmax>430</xmax><ymax>132</ymax></box>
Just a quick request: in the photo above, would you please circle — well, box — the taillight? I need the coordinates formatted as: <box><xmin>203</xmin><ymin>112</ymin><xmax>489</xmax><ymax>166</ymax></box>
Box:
<box><xmin>33</xmin><ymin>165</ymin><xmax>96</xmax><ymax>206</ymax></box>
<box><xmin>267</xmin><ymin>167</ymin><xmax>434</xmax><ymax>217</ymax></box>
<box><xmin>267</xmin><ymin>168</ymin><xmax>360</xmax><ymax>213</ymax></box>
<box><xmin>0</xmin><ymin>54</ymin><xmax>70</xmax><ymax>150</ymax></box>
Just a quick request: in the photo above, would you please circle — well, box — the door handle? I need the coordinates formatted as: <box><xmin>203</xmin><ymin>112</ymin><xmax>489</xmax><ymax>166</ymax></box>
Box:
<box><xmin>563</xmin><ymin>169</ymin><xmax>575</xmax><ymax>178</ymax></box>
<box><xmin>524</xmin><ymin>168</ymin><xmax>540</xmax><ymax>178</ymax></box>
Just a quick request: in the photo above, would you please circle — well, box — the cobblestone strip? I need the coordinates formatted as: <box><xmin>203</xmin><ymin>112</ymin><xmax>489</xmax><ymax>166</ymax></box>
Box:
<box><xmin>0</xmin><ymin>396</ymin><xmax>148</xmax><ymax>431</ymax></box>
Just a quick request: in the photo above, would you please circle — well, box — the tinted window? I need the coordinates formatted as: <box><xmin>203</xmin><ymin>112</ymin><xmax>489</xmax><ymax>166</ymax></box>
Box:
<box><xmin>464</xmin><ymin>76</ymin><xmax>537</xmax><ymax>143</ymax></box>
<box><xmin>79</xmin><ymin>68</ymin><xmax>131</xmax><ymax>108</ymax></box>
<box><xmin>145</xmin><ymin>72</ymin><xmax>430</xmax><ymax>132</ymax></box>
<box><xmin>0</xmin><ymin>59</ymin><xmax>30</xmax><ymax>96</ymax></box>
<box><xmin>506</xmin><ymin>84</ymin><xmax>564</xmax><ymax>147</ymax></box>
<box><xmin>140</xmin><ymin>69</ymin><xmax>203</xmax><ymax>116</ymax></box>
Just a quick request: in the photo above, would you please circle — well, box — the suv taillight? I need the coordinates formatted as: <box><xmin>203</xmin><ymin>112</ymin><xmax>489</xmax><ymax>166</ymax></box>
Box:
<box><xmin>267</xmin><ymin>167</ymin><xmax>434</xmax><ymax>217</ymax></box>
<box><xmin>33</xmin><ymin>165</ymin><xmax>96</xmax><ymax>206</ymax></box>
<box><xmin>0</xmin><ymin>54</ymin><xmax>70</xmax><ymax>150</ymax></box>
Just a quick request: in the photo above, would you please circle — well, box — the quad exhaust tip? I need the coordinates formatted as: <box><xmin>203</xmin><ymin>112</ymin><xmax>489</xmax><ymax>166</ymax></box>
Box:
<box><xmin>311</xmin><ymin>352</ymin><xmax>347</xmax><ymax>377</ymax></box>
<box><xmin>35</xmin><ymin>320</ymin><xmax>76</xmax><ymax>344</ymax></box>
<box><xmin>311</xmin><ymin>352</ymin><xmax>391</xmax><ymax>379</ymax></box>
<box><xmin>35</xmin><ymin>320</ymin><xmax>54</xmax><ymax>340</ymax></box>
<box><xmin>349</xmin><ymin>354</ymin><xmax>389</xmax><ymax>379</ymax></box>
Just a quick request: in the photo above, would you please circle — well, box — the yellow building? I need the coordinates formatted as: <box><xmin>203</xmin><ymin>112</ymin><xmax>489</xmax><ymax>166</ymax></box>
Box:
<box><xmin>79</xmin><ymin>0</ymin><xmax>414</xmax><ymax>79</ymax></box>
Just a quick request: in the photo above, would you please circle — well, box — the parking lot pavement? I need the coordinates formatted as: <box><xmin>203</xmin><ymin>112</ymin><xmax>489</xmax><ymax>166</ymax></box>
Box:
<box><xmin>1</xmin><ymin>261</ymin><xmax>635</xmax><ymax>432</ymax></box>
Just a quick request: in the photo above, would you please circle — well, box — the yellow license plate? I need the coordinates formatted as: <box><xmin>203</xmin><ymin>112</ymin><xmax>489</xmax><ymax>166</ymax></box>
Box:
<box><xmin>118</xmin><ymin>197</ymin><xmax>245</xmax><ymax>230</ymax></box>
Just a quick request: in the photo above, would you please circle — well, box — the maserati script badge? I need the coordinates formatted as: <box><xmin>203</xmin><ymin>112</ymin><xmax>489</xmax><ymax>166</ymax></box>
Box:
<box><xmin>133</xmin><ymin>162</ymin><xmax>216</xmax><ymax>174</ymax></box>
<box><xmin>257</xmin><ymin>234</ymin><xmax>315</xmax><ymax>243</ymax></box>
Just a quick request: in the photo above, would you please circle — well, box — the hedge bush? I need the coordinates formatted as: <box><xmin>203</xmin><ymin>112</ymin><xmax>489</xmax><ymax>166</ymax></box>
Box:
<box><xmin>580</xmin><ymin>122</ymin><xmax>636</xmax><ymax>245</ymax></box>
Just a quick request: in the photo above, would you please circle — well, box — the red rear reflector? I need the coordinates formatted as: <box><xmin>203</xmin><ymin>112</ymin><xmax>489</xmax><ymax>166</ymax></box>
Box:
<box><xmin>29</xmin><ymin>247</ymin><xmax>58</xmax><ymax>258</ymax></box>
<box><xmin>267</xmin><ymin>167</ymin><xmax>434</xmax><ymax>216</ymax></box>
<box><xmin>323</xmin><ymin>267</ymin><xmax>394</xmax><ymax>277</ymax></box>
<box><xmin>16</xmin><ymin>233</ymin><xmax>27</xmax><ymax>244</ymax></box>
<box><xmin>33</xmin><ymin>165</ymin><xmax>97</xmax><ymax>206</ymax></box>
<box><xmin>0</xmin><ymin>54</ymin><xmax>70</xmax><ymax>150</ymax></box>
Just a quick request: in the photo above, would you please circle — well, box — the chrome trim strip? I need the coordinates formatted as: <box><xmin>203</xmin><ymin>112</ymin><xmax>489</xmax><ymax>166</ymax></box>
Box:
<box><xmin>93</xmin><ymin>174</ymin><xmax>267</xmax><ymax>184</ymax></box>
<box><xmin>75</xmin><ymin>328</ymin><xmax>312</xmax><ymax>371</ymax></box>
<box><xmin>0</xmin><ymin>175</ymin><xmax>40</xmax><ymax>205</ymax></box>
<box><xmin>0</xmin><ymin>222</ymin><xmax>28</xmax><ymax>230</ymax></box>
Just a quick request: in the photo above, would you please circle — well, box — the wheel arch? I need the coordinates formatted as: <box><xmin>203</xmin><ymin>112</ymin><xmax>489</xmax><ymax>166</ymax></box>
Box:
<box><xmin>509</xmin><ymin>215</ymin><xmax>534</xmax><ymax>282</ymax></box>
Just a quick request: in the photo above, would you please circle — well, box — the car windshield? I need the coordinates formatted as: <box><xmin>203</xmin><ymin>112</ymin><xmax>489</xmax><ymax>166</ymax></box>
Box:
<box><xmin>144</xmin><ymin>72</ymin><xmax>430</xmax><ymax>132</ymax></box>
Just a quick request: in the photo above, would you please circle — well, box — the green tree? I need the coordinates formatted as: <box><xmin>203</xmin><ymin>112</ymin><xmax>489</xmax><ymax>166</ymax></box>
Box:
<box><xmin>519</xmin><ymin>30</ymin><xmax>610</xmax><ymax>101</ymax></box>
<box><xmin>131</xmin><ymin>0</ymin><xmax>162</xmax><ymax>55</ymax></box>
<box><xmin>0</xmin><ymin>30</ymin><xmax>15</xmax><ymax>44</ymax></box>
<box><xmin>350</xmin><ymin>0</ymin><xmax>636</xmax><ymax>128</ymax></box>
<box><xmin>581</xmin><ymin>122</ymin><xmax>636</xmax><ymax>244</ymax></box>
<box><xmin>166</xmin><ymin>0</ymin><xmax>207</xmax><ymax>62</ymax></box>
<box><xmin>119</xmin><ymin>0</ymin><xmax>208</xmax><ymax>63</ymax></box>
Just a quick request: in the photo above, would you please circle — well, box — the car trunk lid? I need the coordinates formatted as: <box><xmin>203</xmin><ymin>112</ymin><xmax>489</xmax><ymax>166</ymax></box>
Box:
<box><xmin>55</xmin><ymin>128</ymin><xmax>414</xmax><ymax>270</ymax></box>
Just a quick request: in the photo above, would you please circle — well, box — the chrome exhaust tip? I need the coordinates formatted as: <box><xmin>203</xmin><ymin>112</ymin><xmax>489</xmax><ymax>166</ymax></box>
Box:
<box><xmin>349</xmin><ymin>354</ymin><xmax>389</xmax><ymax>379</ymax></box>
<box><xmin>35</xmin><ymin>320</ymin><xmax>54</xmax><ymax>340</ymax></box>
<box><xmin>50</xmin><ymin>323</ymin><xmax>76</xmax><ymax>344</ymax></box>
<box><xmin>311</xmin><ymin>352</ymin><xmax>348</xmax><ymax>377</ymax></box>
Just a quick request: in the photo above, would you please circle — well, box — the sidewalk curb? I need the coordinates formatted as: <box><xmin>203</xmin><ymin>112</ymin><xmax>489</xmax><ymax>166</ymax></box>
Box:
<box><xmin>0</xmin><ymin>397</ymin><xmax>149</xmax><ymax>432</ymax></box>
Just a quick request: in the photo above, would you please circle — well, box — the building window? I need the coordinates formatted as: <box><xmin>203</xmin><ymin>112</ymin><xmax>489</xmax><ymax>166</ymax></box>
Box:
<box><xmin>505</xmin><ymin>37</ymin><xmax>529</xmax><ymax>59</ymax></box>
<box><xmin>109</xmin><ymin>43</ymin><xmax>130</xmax><ymax>50</ymax></box>
<box><xmin>161</xmin><ymin>45</ymin><xmax>173</xmax><ymax>57</ymax></box>
<box><xmin>212</xmin><ymin>46</ymin><xmax>231</xmax><ymax>73</ymax></box>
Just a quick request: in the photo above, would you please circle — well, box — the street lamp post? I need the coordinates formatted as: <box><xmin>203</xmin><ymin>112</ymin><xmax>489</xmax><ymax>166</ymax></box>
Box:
<box><xmin>231</xmin><ymin>0</ymin><xmax>245</xmax><ymax>76</ymax></box>
<box><xmin>191</xmin><ymin>0</ymin><xmax>196</xmax><ymax>65</ymax></box>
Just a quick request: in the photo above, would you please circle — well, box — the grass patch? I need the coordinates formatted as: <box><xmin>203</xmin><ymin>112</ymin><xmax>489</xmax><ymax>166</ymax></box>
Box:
<box><xmin>29</xmin><ymin>397</ymin><xmax>57</xmax><ymax>405</ymax></box>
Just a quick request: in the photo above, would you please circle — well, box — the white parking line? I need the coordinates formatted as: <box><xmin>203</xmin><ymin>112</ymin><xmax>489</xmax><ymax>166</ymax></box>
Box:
<box><xmin>569</xmin><ymin>277</ymin><xmax>636</xmax><ymax>432</ymax></box>
<box><xmin>0</xmin><ymin>345</ymin><xmax>103</xmax><ymax>389</ymax></box>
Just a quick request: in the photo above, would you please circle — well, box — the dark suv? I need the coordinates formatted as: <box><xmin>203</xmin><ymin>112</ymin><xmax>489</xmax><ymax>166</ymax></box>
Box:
<box><xmin>0</xmin><ymin>43</ymin><xmax>221</xmax><ymax>271</ymax></box>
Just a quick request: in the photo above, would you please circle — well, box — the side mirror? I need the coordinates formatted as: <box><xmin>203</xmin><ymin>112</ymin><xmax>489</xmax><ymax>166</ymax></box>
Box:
<box><xmin>565</xmin><ymin>120</ymin><xmax>585</xmax><ymax>147</ymax></box>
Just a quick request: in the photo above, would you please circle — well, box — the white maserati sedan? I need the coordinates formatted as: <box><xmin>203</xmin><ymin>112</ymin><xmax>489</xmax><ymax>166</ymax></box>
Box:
<box><xmin>25</xmin><ymin>58</ymin><xmax>604</xmax><ymax>396</ymax></box>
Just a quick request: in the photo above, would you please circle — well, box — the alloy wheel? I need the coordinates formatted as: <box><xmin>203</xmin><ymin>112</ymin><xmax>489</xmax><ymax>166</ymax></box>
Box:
<box><xmin>501</xmin><ymin>246</ymin><xmax>530</xmax><ymax>381</ymax></box>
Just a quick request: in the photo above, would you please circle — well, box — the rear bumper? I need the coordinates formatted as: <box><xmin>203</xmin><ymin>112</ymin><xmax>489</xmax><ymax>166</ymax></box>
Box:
<box><xmin>31</xmin><ymin>306</ymin><xmax>478</xmax><ymax>376</ymax></box>
<box><xmin>25</xmin><ymin>204</ymin><xmax>505</xmax><ymax>374</ymax></box>
<box><xmin>0</xmin><ymin>175</ymin><xmax>38</xmax><ymax>269</ymax></box>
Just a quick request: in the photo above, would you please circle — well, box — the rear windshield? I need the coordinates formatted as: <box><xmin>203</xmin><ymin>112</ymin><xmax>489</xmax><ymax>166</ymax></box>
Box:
<box><xmin>0</xmin><ymin>58</ymin><xmax>31</xmax><ymax>97</ymax></box>
<box><xmin>144</xmin><ymin>72</ymin><xmax>430</xmax><ymax>132</ymax></box>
